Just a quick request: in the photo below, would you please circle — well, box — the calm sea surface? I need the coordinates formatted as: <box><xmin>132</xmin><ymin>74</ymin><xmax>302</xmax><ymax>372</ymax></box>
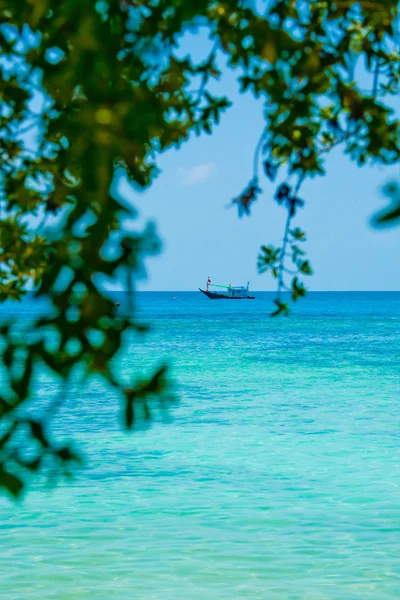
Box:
<box><xmin>1</xmin><ymin>292</ymin><xmax>400</xmax><ymax>599</ymax></box>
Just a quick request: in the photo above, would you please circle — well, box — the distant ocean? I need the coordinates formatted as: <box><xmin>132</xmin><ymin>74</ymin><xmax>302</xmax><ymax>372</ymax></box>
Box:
<box><xmin>1</xmin><ymin>292</ymin><xmax>400</xmax><ymax>599</ymax></box>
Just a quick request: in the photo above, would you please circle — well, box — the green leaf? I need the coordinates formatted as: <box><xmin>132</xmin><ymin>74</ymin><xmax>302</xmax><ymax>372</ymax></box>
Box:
<box><xmin>0</xmin><ymin>467</ymin><xmax>23</xmax><ymax>498</ymax></box>
<box><xmin>271</xmin><ymin>300</ymin><xmax>289</xmax><ymax>317</ymax></box>
<box><xmin>298</xmin><ymin>260</ymin><xmax>313</xmax><ymax>275</ymax></box>
<box><xmin>290</xmin><ymin>228</ymin><xmax>306</xmax><ymax>241</ymax></box>
<box><xmin>291</xmin><ymin>277</ymin><xmax>307</xmax><ymax>302</ymax></box>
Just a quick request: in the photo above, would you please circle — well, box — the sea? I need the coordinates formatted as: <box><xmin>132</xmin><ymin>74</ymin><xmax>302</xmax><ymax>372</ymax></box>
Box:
<box><xmin>1</xmin><ymin>292</ymin><xmax>400</xmax><ymax>600</ymax></box>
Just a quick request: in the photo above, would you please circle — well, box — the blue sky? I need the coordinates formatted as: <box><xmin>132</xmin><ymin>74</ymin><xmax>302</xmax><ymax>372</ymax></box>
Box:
<box><xmin>115</xmin><ymin>33</ymin><xmax>400</xmax><ymax>292</ymax></box>
<box><xmin>20</xmin><ymin>26</ymin><xmax>400</xmax><ymax>293</ymax></box>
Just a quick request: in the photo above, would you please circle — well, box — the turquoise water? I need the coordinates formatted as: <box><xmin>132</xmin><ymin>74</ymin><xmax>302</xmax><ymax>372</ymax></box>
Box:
<box><xmin>1</xmin><ymin>292</ymin><xmax>400</xmax><ymax>599</ymax></box>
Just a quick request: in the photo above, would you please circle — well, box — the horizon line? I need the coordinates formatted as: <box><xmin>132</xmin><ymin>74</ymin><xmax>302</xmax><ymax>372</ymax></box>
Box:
<box><xmin>111</xmin><ymin>289</ymin><xmax>400</xmax><ymax>293</ymax></box>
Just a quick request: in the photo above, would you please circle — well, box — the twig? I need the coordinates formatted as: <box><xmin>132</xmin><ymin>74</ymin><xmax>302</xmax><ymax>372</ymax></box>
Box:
<box><xmin>372</xmin><ymin>56</ymin><xmax>380</xmax><ymax>97</ymax></box>
<box><xmin>43</xmin><ymin>372</ymin><xmax>72</xmax><ymax>419</ymax></box>
<box><xmin>372</xmin><ymin>41</ymin><xmax>382</xmax><ymax>97</ymax></box>
<box><xmin>253</xmin><ymin>126</ymin><xmax>268</xmax><ymax>181</ymax></box>
<box><xmin>194</xmin><ymin>38</ymin><xmax>220</xmax><ymax>104</ymax></box>
<box><xmin>276</xmin><ymin>174</ymin><xmax>305</xmax><ymax>300</ymax></box>
<box><xmin>277</xmin><ymin>211</ymin><xmax>292</xmax><ymax>299</ymax></box>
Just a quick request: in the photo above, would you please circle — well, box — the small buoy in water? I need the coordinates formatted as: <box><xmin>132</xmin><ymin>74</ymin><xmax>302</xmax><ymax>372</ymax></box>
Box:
<box><xmin>173</xmin><ymin>297</ymin><xmax>176</xmax><ymax>300</ymax></box>
<box><xmin>115</xmin><ymin>302</ymin><xmax>120</xmax><ymax>307</ymax></box>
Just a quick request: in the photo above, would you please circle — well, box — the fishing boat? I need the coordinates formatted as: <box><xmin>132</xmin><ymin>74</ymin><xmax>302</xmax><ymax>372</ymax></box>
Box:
<box><xmin>199</xmin><ymin>278</ymin><xmax>255</xmax><ymax>300</ymax></box>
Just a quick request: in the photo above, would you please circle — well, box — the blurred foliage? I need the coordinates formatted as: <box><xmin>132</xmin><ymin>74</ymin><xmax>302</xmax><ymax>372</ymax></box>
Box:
<box><xmin>374</xmin><ymin>181</ymin><xmax>400</xmax><ymax>226</ymax></box>
<box><xmin>0</xmin><ymin>0</ymin><xmax>399</xmax><ymax>496</ymax></box>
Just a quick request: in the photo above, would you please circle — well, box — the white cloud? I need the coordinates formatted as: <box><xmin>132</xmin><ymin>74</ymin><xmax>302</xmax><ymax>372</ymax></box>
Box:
<box><xmin>178</xmin><ymin>162</ymin><xmax>216</xmax><ymax>186</ymax></box>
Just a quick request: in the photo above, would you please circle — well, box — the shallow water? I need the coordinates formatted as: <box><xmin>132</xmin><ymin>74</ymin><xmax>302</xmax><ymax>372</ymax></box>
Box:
<box><xmin>1</xmin><ymin>292</ymin><xmax>400</xmax><ymax>599</ymax></box>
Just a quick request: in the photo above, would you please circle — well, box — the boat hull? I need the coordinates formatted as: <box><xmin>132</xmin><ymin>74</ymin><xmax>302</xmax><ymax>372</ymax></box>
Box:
<box><xmin>199</xmin><ymin>289</ymin><xmax>255</xmax><ymax>300</ymax></box>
